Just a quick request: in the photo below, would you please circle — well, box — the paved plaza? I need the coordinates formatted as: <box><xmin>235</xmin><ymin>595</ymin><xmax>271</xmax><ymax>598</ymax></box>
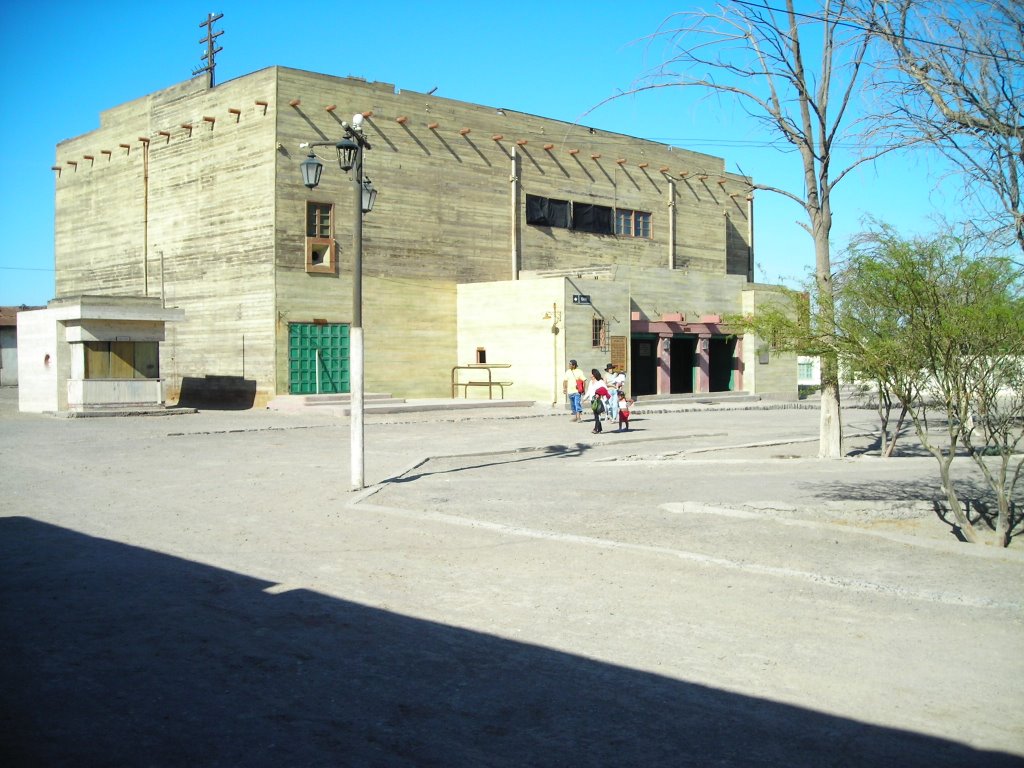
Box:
<box><xmin>1</xmin><ymin>388</ymin><xmax>1021</xmax><ymax>766</ymax></box>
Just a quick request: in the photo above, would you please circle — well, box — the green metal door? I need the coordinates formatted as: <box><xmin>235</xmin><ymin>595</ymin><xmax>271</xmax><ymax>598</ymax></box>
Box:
<box><xmin>288</xmin><ymin>323</ymin><xmax>350</xmax><ymax>394</ymax></box>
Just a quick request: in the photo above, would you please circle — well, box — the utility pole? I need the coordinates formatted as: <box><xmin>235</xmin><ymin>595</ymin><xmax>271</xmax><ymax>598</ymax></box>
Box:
<box><xmin>193</xmin><ymin>13</ymin><xmax>224</xmax><ymax>88</ymax></box>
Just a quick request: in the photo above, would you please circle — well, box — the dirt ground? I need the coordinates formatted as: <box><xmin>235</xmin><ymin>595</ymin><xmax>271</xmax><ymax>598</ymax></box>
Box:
<box><xmin>1</xmin><ymin>388</ymin><xmax>1022</xmax><ymax>767</ymax></box>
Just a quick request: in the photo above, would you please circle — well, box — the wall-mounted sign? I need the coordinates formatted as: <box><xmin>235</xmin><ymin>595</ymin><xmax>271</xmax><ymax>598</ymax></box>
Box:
<box><xmin>572</xmin><ymin>294</ymin><xmax>591</xmax><ymax>305</ymax></box>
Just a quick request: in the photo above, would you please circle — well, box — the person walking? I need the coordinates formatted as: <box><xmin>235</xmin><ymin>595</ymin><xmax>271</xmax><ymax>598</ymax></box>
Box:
<box><xmin>617</xmin><ymin>396</ymin><xmax>633</xmax><ymax>432</ymax></box>
<box><xmin>583</xmin><ymin>368</ymin><xmax>610</xmax><ymax>434</ymax></box>
<box><xmin>562</xmin><ymin>359</ymin><xmax>586</xmax><ymax>422</ymax></box>
<box><xmin>603</xmin><ymin>363</ymin><xmax>625</xmax><ymax>422</ymax></box>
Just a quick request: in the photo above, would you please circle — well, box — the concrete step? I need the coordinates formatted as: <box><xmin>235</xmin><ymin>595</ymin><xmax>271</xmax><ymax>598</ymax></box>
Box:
<box><xmin>267</xmin><ymin>393</ymin><xmax>536</xmax><ymax>416</ymax></box>
<box><xmin>633</xmin><ymin>391</ymin><xmax>760</xmax><ymax>407</ymax></box>
<box><xmin>266</xmin><ymin>393</ymin><xmax>403</xmax><ymax>410</ymax></box>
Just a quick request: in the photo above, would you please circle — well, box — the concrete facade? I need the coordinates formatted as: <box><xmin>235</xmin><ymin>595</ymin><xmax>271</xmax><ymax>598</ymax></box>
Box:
<box><xmin>52</xmin><ymin>66</ymin><xmax>795</xmax><ymax>406</ymax></box>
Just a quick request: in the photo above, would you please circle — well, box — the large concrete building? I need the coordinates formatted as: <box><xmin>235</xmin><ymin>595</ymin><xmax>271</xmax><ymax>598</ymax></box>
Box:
<box><xmin>51</xmin><ymin>66</ymin><xmax>795</xmax><ymax>407</ymax></box>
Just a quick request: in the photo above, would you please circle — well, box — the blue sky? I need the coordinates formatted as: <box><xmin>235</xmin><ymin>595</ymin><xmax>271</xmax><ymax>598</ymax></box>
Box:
<box><xmin>0</xmin><ymin>0</ymin><xmax>961</xmax><ymax>306</ymax></box>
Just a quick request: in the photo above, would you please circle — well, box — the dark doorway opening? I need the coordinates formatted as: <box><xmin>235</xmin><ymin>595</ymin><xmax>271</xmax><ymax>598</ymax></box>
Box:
<box><xmin>670</xmin><ymin>337</ymin><xmax>697</xmax><ymax>394</ymax></box>
<box><xmin>709</xmin><ymin>337</ymin><xmax>737</xmax><ymax>392</ymax></box>
<box><xmin>630</xmin><ymin>335</ymin><xmax>658</xmax><ymax>396</ymax></box>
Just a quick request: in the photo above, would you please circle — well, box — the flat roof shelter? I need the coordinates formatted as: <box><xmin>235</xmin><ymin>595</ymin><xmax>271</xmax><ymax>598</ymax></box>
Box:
<box><xmin>17</xmin><ymin>295</ymin><xmax>184</xmax><ymax>413</ymax></box>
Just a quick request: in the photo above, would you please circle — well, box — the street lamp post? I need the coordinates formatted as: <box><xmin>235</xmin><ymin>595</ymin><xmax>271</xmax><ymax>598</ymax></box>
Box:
<box><xmin>299</xmin><ymin>115</ymin><xmax>376</xmax><ymax>491</ymax></box>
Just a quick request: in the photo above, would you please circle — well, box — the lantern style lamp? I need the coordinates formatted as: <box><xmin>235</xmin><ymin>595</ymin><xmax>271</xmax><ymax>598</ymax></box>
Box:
<box><xmin>300</xmin><ymin>151</ymin><xmax>323</xmax><ymax>189</ymax></box>
<box><xmin>336</xmin><ymin>137</ymin><xmax>359</xmax><ymax>172</ymax></box>
<box><xmin>361</xmin><ymin>177</ymin><xmax>377</xmax><ymax>213</ymax></box>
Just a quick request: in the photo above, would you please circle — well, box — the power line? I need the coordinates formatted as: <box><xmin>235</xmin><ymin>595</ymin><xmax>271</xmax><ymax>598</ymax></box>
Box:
<box><xmin>731</xmin><ymin>0</ymin><xmax>1024</xmax><ymax>64</ymax></box>
<box><xmin>0</xmin><ymin>266</ymin><xmax>54</xmax><ymax>272</ymax></box>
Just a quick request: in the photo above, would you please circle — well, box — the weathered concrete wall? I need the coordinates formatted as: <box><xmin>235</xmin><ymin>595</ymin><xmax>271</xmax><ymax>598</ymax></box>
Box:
<box><xmin>741</xmin><ymin>286</ymin><xmax>798</xmax><ymax>398</ymax></box>
<box><xmin>54</xmin><ymin>70</ymin><xmax>279</xmax><ymax>405</ymax></box>
<box><xmin>275</xmin><ymin>68</ymin><xmax>751</xmax><ymax>284</ymax></box>
<box><xmin>457</xmin><ymin>277</ymin><xmax>632</xmax><ymax>404</ymax></box>
<box><xmin>620</xmin><ymin>266</ymin><xmax>749</xmax><ymax>322</ymax></box>
<box><xmin>456</xmin><ymin>279</ymin><xmax>566</xmax><ymax>404</ymax></box>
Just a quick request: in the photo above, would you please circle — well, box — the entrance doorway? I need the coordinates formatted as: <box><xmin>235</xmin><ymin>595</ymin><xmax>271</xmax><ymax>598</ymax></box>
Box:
<box><xmin>288</xmin><ymin>323</ymin><xmax>350</xmax><ymax>394</ymax></box>
<box><xmin>630</xmin><ymin>335</ymin><xmax>658</xmax><ymax>396</ymax></box>
<box><xmin>670</xmin><ymin>337</ymin><xmax>697</xmax><ymax>394</ymax></box>
<box><xmin>708</xmin><ymin>336</ymin><xmax>737</xmax><ymax>392</ymax></box>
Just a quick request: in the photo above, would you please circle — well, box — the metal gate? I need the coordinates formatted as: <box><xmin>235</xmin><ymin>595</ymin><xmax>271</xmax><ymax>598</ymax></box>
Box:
<box><xmin>288</xmin><ymin>323</ymin><xmax>350</xmax><ymax>394</ymax></box>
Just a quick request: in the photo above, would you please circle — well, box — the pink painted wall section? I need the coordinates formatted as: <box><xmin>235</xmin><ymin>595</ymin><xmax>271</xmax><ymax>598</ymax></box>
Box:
<box><xmin>734</xmin><ymin>336</ymin><xmax>744</xmax><ymax>390</ymax></box>
<box><xmin>657</xmin><ymin>335</ymin><xmax>671</xmax><ymax>395</ymax></box>
<box><xmin>697</xmin><ymin>336</ymin><xmax>710</xmax><ymax>393</ymax></box>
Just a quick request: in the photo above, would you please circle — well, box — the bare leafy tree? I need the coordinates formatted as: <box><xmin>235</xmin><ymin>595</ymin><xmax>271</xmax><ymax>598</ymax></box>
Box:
<box><xmin>627</xmin><ymin>0</ymin><xmax>895</xmax><ymax>457</ymax></box>
<box><xmin>860</xmin><ymin>0</ymin><xmax>1024</xmax><ymax>258</ymax></box>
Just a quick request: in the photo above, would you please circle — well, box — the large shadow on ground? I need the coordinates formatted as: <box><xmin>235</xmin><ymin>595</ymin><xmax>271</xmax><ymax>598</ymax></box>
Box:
<box><xmin>1</xmin><ymin>517</ymin><xmax>1019</xmax><ymax>767</ymax></box>
<box><xmin>811</xmin><ymin>477</ymin><xmax>1023</xmax><ymax>543</ymax></box>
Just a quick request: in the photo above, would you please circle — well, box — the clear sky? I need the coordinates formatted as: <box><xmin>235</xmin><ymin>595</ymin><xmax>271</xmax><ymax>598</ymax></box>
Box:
<box><xmin>0</xmin><ymin>0</ymin><xmax>962</xmax><ymax>306</ymax></box>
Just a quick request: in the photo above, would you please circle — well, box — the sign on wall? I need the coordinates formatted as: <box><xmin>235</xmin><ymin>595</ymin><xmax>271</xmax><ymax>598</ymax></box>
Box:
<box><xmin>572</xmin><ymin>294</ymin><xmax>591</xmax><ymax>305</ymax></box>
<box><xmin>610</xmin><ymin>336</ymin><xmax>627</xmax><ymax>371</ymax></box>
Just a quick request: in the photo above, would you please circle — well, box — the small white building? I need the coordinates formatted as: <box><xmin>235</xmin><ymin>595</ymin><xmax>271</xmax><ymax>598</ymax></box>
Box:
<box><xmin>797</xmin><ymin>355</ymin><xmax>821</xmax><ymax>387</ymax></box>
<box><xmin>17</xmin><ymin>295</ymin><xmax>184</xmax><ymax>413</ymax></box>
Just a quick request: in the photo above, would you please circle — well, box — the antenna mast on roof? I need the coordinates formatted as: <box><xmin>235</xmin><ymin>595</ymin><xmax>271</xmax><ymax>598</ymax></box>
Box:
<box><xmin>193</xmin><ymin>12</ymin><xmax>224</xmax><ymax>88</ymax></box>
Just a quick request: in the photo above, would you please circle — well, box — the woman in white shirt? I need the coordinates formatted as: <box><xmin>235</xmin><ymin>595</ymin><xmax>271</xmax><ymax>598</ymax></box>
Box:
<box><xmin>582</xmin><ymin>369</ymin><xmax>610</xmax><ymax>434</ymax></box>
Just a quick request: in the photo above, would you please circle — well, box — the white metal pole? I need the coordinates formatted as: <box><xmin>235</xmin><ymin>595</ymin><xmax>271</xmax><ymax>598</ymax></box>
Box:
<box><xmin>350</xmin><ymin>143</ymin><xmax>365</xmax><ymax>491</ymax></box>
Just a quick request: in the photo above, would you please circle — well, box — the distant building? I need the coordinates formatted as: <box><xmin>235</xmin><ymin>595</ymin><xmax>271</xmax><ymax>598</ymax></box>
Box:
<box><xmin>49</xmin><ymin>66</ymin><xmax>796</xmax><ymax>407</ymax></box>
<box><xmin>1</xmin><ymin>306</ymin><xmax>43</xmax><ymax>386</ymax></box>
<box><xmin>797</xmin><ymin>356</ymin><xmax>821</xmax><ymax>388</ymax></box>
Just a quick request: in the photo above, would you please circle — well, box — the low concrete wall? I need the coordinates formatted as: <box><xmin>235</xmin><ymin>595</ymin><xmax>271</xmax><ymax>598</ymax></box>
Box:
<box><xmin>67</xmin><ymin>379</ymin><xmax>163</xmax><ymax>410</ymax></box>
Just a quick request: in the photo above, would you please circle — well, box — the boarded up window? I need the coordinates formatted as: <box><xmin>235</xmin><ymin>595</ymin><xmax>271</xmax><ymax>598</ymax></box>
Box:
<box><xmin>572</xmin><ymin>203</ymin><xmax>613</xmax><ymax>234</ymax></box>
<box><xmin>83</xmin><ymin>341</ymin><xmax>159</xmax><ymax>379</ymax></box>
<box><xmin>84</xmin><ymin>342</ymin><xmax>110</xmax><ymax>378</ymax></box>
<box><xmin>526</xmin><ymin>194</ymin><xmax>571</xmax><ymax>228</ymax></box>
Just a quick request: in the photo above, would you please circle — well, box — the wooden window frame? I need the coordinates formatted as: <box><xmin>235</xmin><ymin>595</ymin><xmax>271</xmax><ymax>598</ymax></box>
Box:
<box><xmin>305</xmin><ymin>201</ymin><xmax>336</xmax><ymax>275</ymax></box>
<box><xmin>615</xmin><ymin>208</ymin><xmax>652</xmax><ymax>239</ymax></box>
<box><xmin>83</xmin><ymin>341</ymin><xmax>159</xmax><ymax>379</ymax></box>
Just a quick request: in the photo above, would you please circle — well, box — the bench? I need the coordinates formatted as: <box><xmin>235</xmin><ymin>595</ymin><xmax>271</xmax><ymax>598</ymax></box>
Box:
<box><xmin>451</xmin><ymin>364</ymin><xmax>513</xmax><ymax>400</ymax></box>
<box><xmin>456</xmin><ymin>380</ymin><xmax>514</xmax><ymax>399</ymax></box>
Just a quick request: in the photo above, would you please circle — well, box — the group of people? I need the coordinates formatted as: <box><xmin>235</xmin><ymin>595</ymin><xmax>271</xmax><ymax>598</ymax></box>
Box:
<box><xmin>562</xmin><ymin>359</ymin><xmax>632</xmax><ymax>434</ymax></box>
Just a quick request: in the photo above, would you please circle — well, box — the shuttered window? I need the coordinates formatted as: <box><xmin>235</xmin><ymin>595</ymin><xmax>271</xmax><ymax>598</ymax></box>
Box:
<box><xmin>83</xmin><ymin>341</ymin><xmax>159</xmax><ymax>379</ymax></box>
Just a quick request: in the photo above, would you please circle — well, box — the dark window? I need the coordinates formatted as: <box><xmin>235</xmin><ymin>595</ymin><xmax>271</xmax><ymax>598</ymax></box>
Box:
<box><xmin>306</xmin><ymin>202</ymin><xmax>332</xmax><ymax>238</ymax></box>
<box><xmin>305</xmin><ymin>201</ymin><xmax>336</xmax><ymax>274</ymax></box>
<box><xmin>526</xmin><ymin>194</ymin><xmax>571</xmax><ymax>228</ymax></box>
<box><xmin>572</xmin><ymin>203</ymin><xmax>613</xmax><ymax>234</ymax></box>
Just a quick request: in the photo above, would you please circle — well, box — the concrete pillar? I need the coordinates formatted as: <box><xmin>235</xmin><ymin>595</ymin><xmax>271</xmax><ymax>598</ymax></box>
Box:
<box><xmin>657</xmin><ymin>335</ymin><xmax>671</xmax><ymax>395</ymax></box>
<box><xmin>696</xmin><ymin>336</ymin><xmax>710</xmax><ymax>393</ymax></box>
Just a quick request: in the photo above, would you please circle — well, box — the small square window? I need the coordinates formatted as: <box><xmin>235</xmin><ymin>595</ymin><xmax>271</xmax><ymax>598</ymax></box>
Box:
<box><xmin>307</xmin><ymin>202</ymin><xmax>332</xmax><ymax>238</ymax></box>
<box><xmin>615</xmin><ymin>208</ymin><xmax>652</xmax><ymax>238</ymax></box>
<box><xmin>305</xmin><ymin>201</ymin><xmax>336</xmax><ymax>274</ymax></box>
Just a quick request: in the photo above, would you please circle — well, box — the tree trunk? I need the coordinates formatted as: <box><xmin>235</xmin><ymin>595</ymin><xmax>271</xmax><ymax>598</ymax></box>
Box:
<box><xmin>937</xmin><ymin>460</ymin><xmax>978</xmax><ymax>543</ymax></box>
<box><xmin>994</xmin><ymin>499</ymin><xmax>1010</xmax><ymax>547</ymax></box>
<box><xmin>819</xmin><ymin>373</ymin><xmax>843</xmax><ymax>459</ymax></box>
<box><xmin>883</xmin><ymin>404</ymin><xmax>909</xmax><ymax>458</ymax></box>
